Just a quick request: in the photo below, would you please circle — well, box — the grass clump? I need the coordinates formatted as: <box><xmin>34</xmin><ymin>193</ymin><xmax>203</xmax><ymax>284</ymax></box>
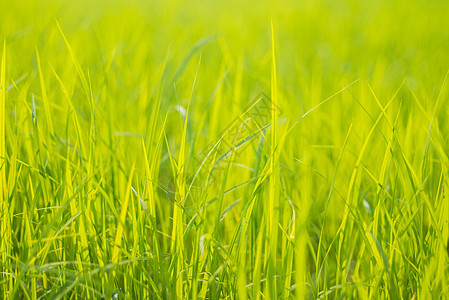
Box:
<box><xmin>1</xmin><ymin>0</ymin><xmax>449</xmax><ymax>298</ymax></box>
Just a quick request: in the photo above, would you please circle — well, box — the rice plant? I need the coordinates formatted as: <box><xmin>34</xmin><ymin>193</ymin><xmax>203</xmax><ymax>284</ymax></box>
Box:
<box><xmin>1</xmin><ymin>0</ymin><xmax>449</xmax><ymax>298</ymax></box>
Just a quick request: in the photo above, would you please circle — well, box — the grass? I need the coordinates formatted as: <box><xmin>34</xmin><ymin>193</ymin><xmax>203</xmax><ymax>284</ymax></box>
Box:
<box><xmin>1</xmin><ymin>0</ymin><xmax>449</xmax><ymax>298</ymax></box>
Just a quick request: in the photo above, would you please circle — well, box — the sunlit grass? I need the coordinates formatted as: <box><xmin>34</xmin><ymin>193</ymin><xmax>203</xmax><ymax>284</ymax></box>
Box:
<box><xmin>1</xmin><ymin>0</ymin><xmax>449</xmax><ymax>298</ymax></box>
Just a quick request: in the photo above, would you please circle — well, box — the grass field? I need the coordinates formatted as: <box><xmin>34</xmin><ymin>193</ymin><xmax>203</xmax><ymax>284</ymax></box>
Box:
<box><xmin>2</xmin><ymin>0</ymin><xmax>449</xmax><ymax>298</ymax></box>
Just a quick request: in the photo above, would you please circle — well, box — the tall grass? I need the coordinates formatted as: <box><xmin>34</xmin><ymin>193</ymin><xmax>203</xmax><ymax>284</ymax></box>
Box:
<box><xmin>1</xmin><ymin>0</ymin><xmax>449</xmax><ymax>298</ymax></box>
